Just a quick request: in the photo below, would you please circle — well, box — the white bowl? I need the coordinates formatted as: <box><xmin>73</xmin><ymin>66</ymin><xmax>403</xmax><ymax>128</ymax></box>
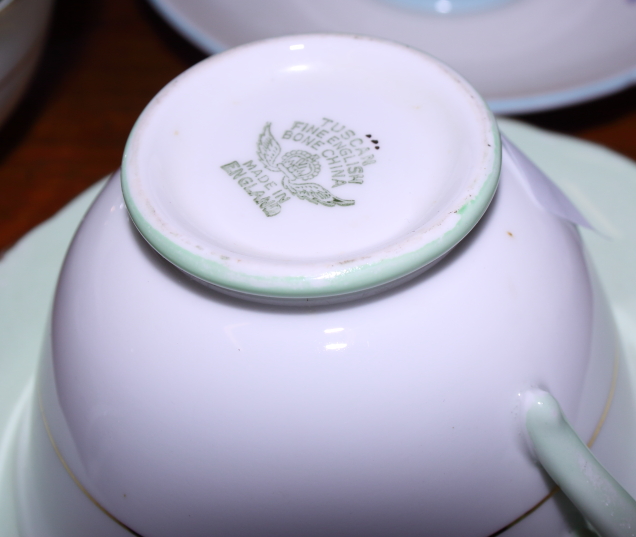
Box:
<box><xmin>13</xmin><ymin>35</ymin><xmax>636</xmax><ymax>536</ymax></box>
<box><xmin>146</xmin><ymin>0</ymin><xmax>636</xmax><ymax>114</ymax></box>
<box><xmin>0</xmin><ymin>0</ymin><xmax>54</xmax><ymax>128</ymax></box>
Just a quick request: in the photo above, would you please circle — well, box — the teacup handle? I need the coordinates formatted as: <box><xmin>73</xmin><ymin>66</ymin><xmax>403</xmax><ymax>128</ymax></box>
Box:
<box><xmin>524</xmin><ymin>390</ymin><xmax>636</xmax><ymax>537</ymax></box>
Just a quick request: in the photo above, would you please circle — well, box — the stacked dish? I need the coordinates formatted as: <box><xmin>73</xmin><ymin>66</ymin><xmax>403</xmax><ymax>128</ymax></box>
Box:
<box><xmin>146</xmin><ymin>0</ymin><xmax>636</xmax><ymax>113</ymax></box>
<box><xmin>0</xmin><ymin>0</ymin><xmax>53</xmax><ymax>127</ymax></box>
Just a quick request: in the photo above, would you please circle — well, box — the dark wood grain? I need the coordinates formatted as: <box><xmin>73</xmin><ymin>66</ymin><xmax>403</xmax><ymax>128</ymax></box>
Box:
<box><xmin>1</xmin><ymin>0</ymin><xmax>635</xmax><ymax>253</ymax></box>
<box><xmin>0</xmin><ymin>0</ymin><xmax>204</xmax><ymax>253</ymax></box>
<box><xmin>521</xmin><ymin>86</ymin><xmax>636</xmax><ymax>162</ymax></box>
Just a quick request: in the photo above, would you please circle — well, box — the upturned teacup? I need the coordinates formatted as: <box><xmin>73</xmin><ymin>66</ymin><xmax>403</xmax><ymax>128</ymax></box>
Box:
<box><xmin>13</xmin><ymin>34</ymin><xmax>636</xmax><ymax>537</ymax></box>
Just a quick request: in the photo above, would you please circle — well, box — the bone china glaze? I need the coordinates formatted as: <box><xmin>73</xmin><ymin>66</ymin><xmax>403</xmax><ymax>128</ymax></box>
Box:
<box><xmin>14</xmin><ymin>35</ymin><xmax>633</xmax><ymax>537</ymax></box>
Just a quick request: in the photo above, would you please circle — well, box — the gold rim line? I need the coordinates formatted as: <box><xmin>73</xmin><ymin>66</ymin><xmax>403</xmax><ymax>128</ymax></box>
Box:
<box><xmin>488</xmin><ymin>347</ymin><xmax>620</xmax><ymax>537</ymax></box>
<box><xmin>37</xmin><ymin>349</ymin><xmax>620</xmax><ymax>537</ymax></box>
<box><xmin>587</xmin><ymin>345</ymin><xmax>620</xmax><ymax>449</ymax></box>
<box><xmin>37</xmin><ymin>390</ymin><xmax>145</xmax><ymax>537</ymax></box>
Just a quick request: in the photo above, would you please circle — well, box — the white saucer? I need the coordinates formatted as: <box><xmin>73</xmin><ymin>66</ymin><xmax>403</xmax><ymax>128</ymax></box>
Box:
<box><xmin>145</xmin><ymin>0</ymin><xmax>636</xmax><ymax>114</ymax></box>
<box><xmin>1</xmin><ymin>119</ymin><xmax>636</xmax><ymax>534</ymax></box>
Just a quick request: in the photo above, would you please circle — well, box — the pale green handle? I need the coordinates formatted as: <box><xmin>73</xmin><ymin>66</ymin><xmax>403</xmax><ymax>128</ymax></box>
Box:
<box><xmin>525</xmin><ymin>390</ymin><xmax>636</xmax><ymax>537</ymax></box>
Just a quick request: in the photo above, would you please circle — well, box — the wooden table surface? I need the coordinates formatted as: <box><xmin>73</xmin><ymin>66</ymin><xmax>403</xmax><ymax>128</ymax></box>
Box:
<box><xmin>1</xmin><ymin>0</ymin><xmax>635</xmax><ymax>254</ymax></box>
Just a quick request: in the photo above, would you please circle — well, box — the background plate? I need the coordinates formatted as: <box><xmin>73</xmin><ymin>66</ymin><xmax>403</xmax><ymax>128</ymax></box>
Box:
<box><xmin>145</xmin><ymin>0</ymin><xmax>636</xmax><ymax>114</ymax></box>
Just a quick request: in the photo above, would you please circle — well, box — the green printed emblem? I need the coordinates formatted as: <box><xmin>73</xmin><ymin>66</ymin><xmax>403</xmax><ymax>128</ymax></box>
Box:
<box><xmin>258</xmin><ymin>122</ymin><xmax>354</xmax><ymax>208</ymax></box>
<box><xmin>221</xmin><ymin>119</ymin><xmax>379</xmax><ymax>217</ymax></box>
